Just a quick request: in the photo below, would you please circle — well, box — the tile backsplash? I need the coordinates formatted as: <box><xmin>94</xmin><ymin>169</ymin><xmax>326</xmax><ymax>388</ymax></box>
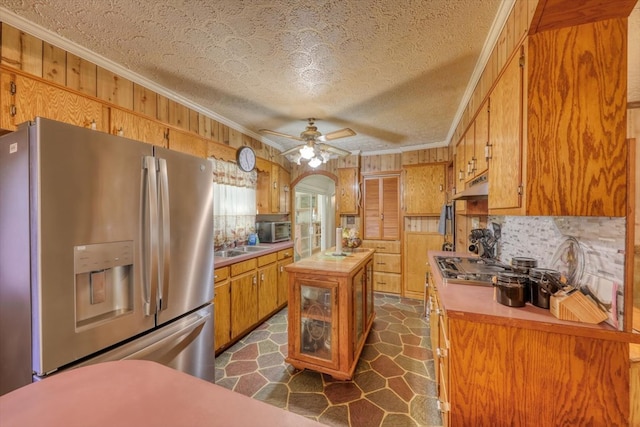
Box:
<box><xmin>490</xmin><ymin>216</ymin><xmax>626</xmax><ymax>329</ymax></box>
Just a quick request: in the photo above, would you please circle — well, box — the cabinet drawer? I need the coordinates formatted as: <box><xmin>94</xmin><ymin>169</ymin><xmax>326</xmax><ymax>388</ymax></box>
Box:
<box><xmin>362</xmin><ymin>240</ymin><xmax>401</xmax><ymax>254</ymax></box>
<box><xmin>277</xmin><ymin>248</ymin><xmax>294</xmax><ymax>260</ymax></box>
<box><xmin>373</xmin><ymin>253</ymin><xmax>401</xmax><ymax>273</ymax></box>
<box><xmin>214</xmin><ymin>266</ymin><xmax>229</xmax><ymax>283</ymax></box>
<box><xmin>230</xmin><ymin>258</ymin><xmax>257</xmax><ymax>276</ymax></box>
<box><xmin>258</xmin><ymin>252</ymin><xmax>277</xmax><ymax>267</ymax></box>
<box><xmin>372</xmin><ymin>272</ymin><xmax>401</xmax><ymax>294</ymax></box>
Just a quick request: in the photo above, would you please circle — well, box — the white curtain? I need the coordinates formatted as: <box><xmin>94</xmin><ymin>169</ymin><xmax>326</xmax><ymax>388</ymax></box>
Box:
<box><xmin>210</xmin><ymin>158</ymin><xmax>257</xmax><ymax>247</ymax></box>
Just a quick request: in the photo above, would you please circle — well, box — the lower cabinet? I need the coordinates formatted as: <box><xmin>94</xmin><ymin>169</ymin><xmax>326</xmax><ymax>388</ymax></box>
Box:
<box><xmin>426</xmin><ymin>272</ymin><xmax>450</xmax><ymax>426</ymax></box>
<box><xmin>403</xmin><ymin>232</ymin><xmax>443</xmax><ymax>300</ymax></box>
<box><xmin>214</xmin><ymin>248</ymin><xmax>292</xmax><ymax>354</ymax></box>
<box><xmin>362</xmin><ymin>239</ymin><xmax>401</xmax><ymax>294</ymax></box>
<box><xmin>213</xmin><ymin>266</ymin><xmax>231</xmax><ymax>353</ymax></box>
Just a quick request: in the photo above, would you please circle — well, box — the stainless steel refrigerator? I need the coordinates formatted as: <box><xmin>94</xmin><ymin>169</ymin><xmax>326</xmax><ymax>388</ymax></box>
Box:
<box><xmin>0</xmin><ymin>117</ymin><xmax>215</xmax><ymax>395</ymax></box>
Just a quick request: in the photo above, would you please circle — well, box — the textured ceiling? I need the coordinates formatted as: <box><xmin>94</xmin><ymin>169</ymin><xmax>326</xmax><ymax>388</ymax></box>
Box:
<box><xmin>1</xmin><ymin>1</ymin><xmax>638</xmax><ymax>155</ymax></box>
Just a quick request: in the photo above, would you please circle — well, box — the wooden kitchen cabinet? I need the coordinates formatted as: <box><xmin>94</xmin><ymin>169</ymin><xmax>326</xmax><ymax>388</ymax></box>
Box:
<box><xmin>1</xmin><ymin>70</ymin><xmax>107</xmax><ymax>132</ymax></box>
<box><xmin>337</xmin><ymin>167</ymin><xmax>360</xmax><ymax>215</ymax></box>
<box><xmin>277</xmin><ymin>248</ymin><xmax>294</xmax><ymax>307</ymax></box>
<box><xmin>489</xmin><ymin>21</ymin><xmax>627</xmax><ymax>216</ymax></box>
<box><xmin>402</xmin><ymin>163</ymin><xmax>446</xmax><ymax>216</ymax></box>
<box><xmin>257</xmin><ymin>253</ymin><xmax>278</xmax><ymax>320</ymax></box>
<box><xmin>271</xmin><ymin>164</ymin><xmax>290</xmax><ymax>214</ymax></box>
<box><xmin>110</xmin><ymin>107</ymin><xmax>168</xmax><ymax>147</ymax></box>
<box><xmin>403</xmin><ymin>232</ymin><xmax>443</xmax><ymax>300</ymax></box>
<box><xmin>230</xmin><ymin>259</ymin><xmax>258</xmax><ymax>339</ymax></box>
<box><xmin>213</xmin><ymin>266</ymin><xmax>231</xmax><ymax>353</ymax></box>
<box><xmin>362</xmin><ymin>239</ymin><xmax>401</xmax><ymax>294</ymax></box>
<box><xmin>363</xmin><ymin>174</ymin><xmax>400</xmax><ymax>240</ymax></box>
<box><xmin>285</xmin><ymin>249</ymin><xmax>374</xmax><ymax>380</ymax></box>
<box><xmin>426</xmin><ymin>272</ymin><xmax>450</xmax><ymax>426</ymax></box>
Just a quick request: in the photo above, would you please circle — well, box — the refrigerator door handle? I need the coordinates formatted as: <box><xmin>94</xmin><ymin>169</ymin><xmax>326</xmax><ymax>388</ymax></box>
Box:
<box><xmin>143</xmin><ymin>156</ymin><xmax>159</xmax><ymax>316</ymax></box>
<box><xmin>157</xmin><ymin>158</ymin><xmax>171</xmax><ymax>312</ymax></box>
<box><xmin>121</xmin><ymin>311</ymin><xmax>209</xmax><ymax>361</ymax></box>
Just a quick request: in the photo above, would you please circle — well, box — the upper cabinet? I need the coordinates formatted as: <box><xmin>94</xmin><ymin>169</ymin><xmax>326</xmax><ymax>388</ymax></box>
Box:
<box><xmin>337</xmin><ymin>167</ymin><xmax>360</xmax><ymax>215</ymax></box>
<box><xmin>1</xmin><ymin>71</ymin><xmax>107</xmax><ymax>132</ymax></box>
<box><xmin>403</xmin><ymin>163</ymin><xmax>446</xmax><ymax>216</ymax></box>
<box><xmin>488</xmin><ymin>19</ymin><xmax>627</xmax><ymax>217</ymax></box>
<box><xmin>256</xmin><ymin>160</ymin><xmax>290</xmax><ymax>215</ymax></box>
<box><xmin>363</xmin><ymin>174</ymin><xmax>400</xmax><ymax>240</ymax></box>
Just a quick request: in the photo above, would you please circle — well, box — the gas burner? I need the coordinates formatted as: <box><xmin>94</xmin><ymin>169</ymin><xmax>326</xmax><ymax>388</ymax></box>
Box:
<box><xmin>434</xmin><ymin>256</ymin><xmax>512</xmax><ymax>287</ymax></box>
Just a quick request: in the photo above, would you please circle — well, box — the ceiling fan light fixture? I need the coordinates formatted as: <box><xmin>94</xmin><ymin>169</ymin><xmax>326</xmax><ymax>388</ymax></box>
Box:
<box><xmin>308</xmin><ymin>156</ymin><xmax>322</xmax><ymax>168</ymax></box>
<box><xmin>299</xmin><ymin>144</ymin><xmax>315</xmax><ymax>160</ymax></box>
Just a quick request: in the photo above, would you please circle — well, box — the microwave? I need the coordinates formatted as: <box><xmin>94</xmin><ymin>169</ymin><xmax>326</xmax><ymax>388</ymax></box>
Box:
<box><xmin>256</xmin><ymin>221</ymin><xmax>291</xmax><ymax>243</ymax></box>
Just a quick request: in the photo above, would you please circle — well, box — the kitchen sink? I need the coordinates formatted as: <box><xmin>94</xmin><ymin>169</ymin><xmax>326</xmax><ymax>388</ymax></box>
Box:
<box><xmin>235</xmin><ymin>245</ymin><xmax>269</xmax><ymax>252</ymax></box>
<box><xmin>213</xmin><ymin>250</ymin><xmax>245</xmax><ymax>258</ymax></box>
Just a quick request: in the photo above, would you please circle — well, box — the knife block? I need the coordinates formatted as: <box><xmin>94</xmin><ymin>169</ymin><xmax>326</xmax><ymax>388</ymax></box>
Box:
<box><xmin>550</xmin><ymin>290</ymin><xmax>608</xmax><ymax>324</ymax></box>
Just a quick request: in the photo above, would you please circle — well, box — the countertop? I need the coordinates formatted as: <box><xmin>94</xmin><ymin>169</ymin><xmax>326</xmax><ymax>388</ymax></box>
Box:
<box><xmin>213</xmin><ymin>240</ymin><xmax>293</xmax><ymax>268</ymax></box>
<box><xmin>0</xmin><ymin>360</ymin><xmax>325</xmax><ymax>427</ymax></box>
<box><xmin>284</xmin><ymin>247</ymin><xmax>374</xmax><ymax>276</ymax></box>
<box><xmin>428</xmin><ymin>250</ymin><xmax>640</xmax><ymax>344</ymax></box>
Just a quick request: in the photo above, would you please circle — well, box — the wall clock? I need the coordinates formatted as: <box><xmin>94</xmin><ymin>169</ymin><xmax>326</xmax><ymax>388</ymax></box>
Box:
<box><xmin>236</xmin><ymin>146</ymin><xmax>256</xmax><ymax>172</ymax></box>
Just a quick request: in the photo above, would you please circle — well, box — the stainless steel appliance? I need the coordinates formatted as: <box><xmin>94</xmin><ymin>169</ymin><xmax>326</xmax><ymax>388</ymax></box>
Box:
<box><xmin>434</xmin><ymin>256</ymin><xmax>510</xmax><ymax>287</ymax></box>
<box><xmin>256</xmin><ymin>221</ymin><xmax>291</xmax><ymax>242</ymax></box>
<box><xmin>0</xmin><ymin>118</ymin><xmax>214</xmax><ymax>395</ymax></box>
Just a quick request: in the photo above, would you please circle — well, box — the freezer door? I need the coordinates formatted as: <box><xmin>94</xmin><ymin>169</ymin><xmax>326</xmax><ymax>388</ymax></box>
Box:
<box><xmin>154</xmin><ymin>146</ymin><xmax>213</xmax><ymax>325</ymax></box>
<box><xmin>31</xmin><ymin>118</ymin><xmax>156</xmax><ymax>375</ymax></box>
<box><xmin>68</xmin><ymin>304</ymin><xmax>215</xmax><ymax>382</ymax></box>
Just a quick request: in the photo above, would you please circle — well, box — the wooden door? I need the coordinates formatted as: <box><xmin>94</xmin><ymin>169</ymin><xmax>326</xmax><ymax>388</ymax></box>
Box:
<box><xmin>363</xmin><ymin>177</ymin><xmax>381</xmax><ymax>239</ymax></box>
<box><xmin>404</xmin><ymin>164</ymin><xmax>446</xmax><ymax>216</ymax></box>
<box><xmin>337</xmin><ymin>167</ymin><xmax>359</xmax><ymax>215</ymax></box>
<box><xmin>403</xmin><ymin>232</ymin><xmax>443</xmax><ymax>298</ymax></box>
<box><xmin>381</xmin><ymin>176</ymin><xmax>400</xmax><ymax>240</ymax></box>
<box><xmin>258</xmin><ymin>262</ymin><xmax>278</xmax><ymax>319</ymax></box>
<box><xmin>231</xmin><ymin>271</ymin><xmax>258</xmax><ymax>338</ymax></box>
<box><xmin>214</xmin><ymin>280</ymin><xmax>231</xmax><ymax>352</ymax></box>
<box><xmin>270</xmin><ymin>163</ymin><xmax>280</xmax><ymax>213</ymax></box>
<box><xmin>277</xmin><ymin>256</ymin><xmax>293</xmax><ymax>307</ymax></box>
<box><xmin>1</xmin><ymin>71</ymin><xmax>107</xmax><ymax>132</ymax></box>
<box><xmin>474</xmin><ymin>101</ymin><xmax>489</xmax><ymax>177</ymax></box>
<box><xmin>278</xmin><ymin>167</ymin><xmax>291</xmax><ymax>213</ymax></box>
<box><xmin>488</xmin><ymin>48</ymin><xmax>523</xmax><ymax>211</ymax></box>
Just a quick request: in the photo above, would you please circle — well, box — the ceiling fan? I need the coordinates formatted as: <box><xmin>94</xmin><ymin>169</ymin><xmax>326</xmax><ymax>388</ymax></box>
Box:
<box><xmin>259</xmin><ymin>118</ymin><xmax>355</xmax><ymax>168</ymax></box>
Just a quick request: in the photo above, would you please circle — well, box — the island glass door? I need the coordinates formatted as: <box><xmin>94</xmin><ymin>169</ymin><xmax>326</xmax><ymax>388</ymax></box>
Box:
<box><xmin>297</xmin><ymin>279</ymin><xmax>338</xmax><ymax>368</ymax></box>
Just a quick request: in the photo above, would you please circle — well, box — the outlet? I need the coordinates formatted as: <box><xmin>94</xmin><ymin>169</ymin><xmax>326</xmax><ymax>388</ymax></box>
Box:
<box><xmin>471</xmin><ymin>217</ymin><xmax>480</xmax><ymax>229</ymax></box>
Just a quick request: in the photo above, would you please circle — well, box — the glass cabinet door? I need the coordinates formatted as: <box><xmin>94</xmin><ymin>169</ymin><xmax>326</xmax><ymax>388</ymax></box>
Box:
<box><xmin>353</xmin><ymin>268</ymin><xmax>364</xmax><ymax>354</ymax></box>
<box><xmin>299</xmin><ymin>281</ymin><xmax>337</xmax><ymax>362</ymax></box>
<box><xmin>365</xmin><ymin>260</ymin><xmax>374</xmax><ymax>324</ymax></box>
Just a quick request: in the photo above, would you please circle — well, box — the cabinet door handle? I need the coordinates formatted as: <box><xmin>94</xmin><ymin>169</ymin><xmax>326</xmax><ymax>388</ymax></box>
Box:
<box><xmin>253</xmin><ymin>275</ymin><xmax>257</xmax><ymax>285</ymax></box>
<box><xmin>261</xmin><ymin>273</ymin><xmax>265</xmax><ymax>282</ymax></box>
<box><xmin>436</xmin><ymin>347</ymin><xmax>448</xmax><ymax>358</ymax></box>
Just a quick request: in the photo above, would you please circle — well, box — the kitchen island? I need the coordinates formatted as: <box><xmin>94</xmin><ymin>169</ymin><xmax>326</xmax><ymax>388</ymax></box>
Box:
<box><xmin>284</xmin><ymin>247</ymin><xmax>374</xmax><ymax>380</ymax></box>
<box><xmin>427</xmin><ymin>250</ymin><xmax>639</xmax><ymax>427</ymax></box>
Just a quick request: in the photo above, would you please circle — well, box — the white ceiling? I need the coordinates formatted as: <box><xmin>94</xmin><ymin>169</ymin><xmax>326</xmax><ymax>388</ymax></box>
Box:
<box><xmin>1</xmin><ymin>1</ymin><xmax>638</xmax><ymax>155</ymax></box>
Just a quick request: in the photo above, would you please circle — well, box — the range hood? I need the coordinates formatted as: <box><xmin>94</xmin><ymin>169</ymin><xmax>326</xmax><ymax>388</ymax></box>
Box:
<box><xmin>452</xmin><ymin>173</ymin><xmax>488</xmax><ymax>200</ymax></box>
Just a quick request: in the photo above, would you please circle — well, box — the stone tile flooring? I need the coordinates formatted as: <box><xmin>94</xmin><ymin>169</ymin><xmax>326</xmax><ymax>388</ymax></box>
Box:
<box><xmin>215</xmin><ymin>293</ymin><xmax>443</xmax><ymax>427</ymax></box>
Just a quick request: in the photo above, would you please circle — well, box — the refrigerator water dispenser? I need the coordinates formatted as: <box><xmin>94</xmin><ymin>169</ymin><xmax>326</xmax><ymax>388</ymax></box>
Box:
<box><xmin>74</xmin><ymin>241</ymin><xmax>134</xmax><ymax>330</ymax></box>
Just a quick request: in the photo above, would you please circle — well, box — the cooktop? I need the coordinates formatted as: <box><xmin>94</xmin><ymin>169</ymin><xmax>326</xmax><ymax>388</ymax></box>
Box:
<box><xmin>434</xmin><ymin>256</ymin><xmax>511</xmax><ymax>287</ymax></box>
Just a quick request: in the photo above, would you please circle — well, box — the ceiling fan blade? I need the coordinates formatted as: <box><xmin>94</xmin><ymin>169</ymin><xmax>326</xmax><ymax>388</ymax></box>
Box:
<box><xmin>317</xmin><ymin>143</ymin><xmax>351</xmax><ymax>157</ymax></box>
<box><xmin>317</xmin><ymin>128</ymin><xmax>356</xmax><ymax>142</ymax></box>
<box><xmin>258</xmin><ymin>129</ymin><xmax>303</xmax><ymax>141</ymax></box>
<box><xmin>280</xmin><ymin>144</ymin><xmax>306</xmax><ymax>157</ymax></box>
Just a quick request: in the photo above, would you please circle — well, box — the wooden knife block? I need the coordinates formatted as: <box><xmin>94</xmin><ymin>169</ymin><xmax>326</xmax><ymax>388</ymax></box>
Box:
<box><xmin>550</xmin><ymin>290</ymin><xmax>608</xmax><ymax>324</ymax></box>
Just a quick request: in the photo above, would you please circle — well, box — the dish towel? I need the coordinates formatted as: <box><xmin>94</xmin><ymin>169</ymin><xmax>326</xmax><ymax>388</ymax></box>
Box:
<box><xmin>438</xmin><ymin>204</ymin><xmax>447</xmax><ymax>235</ymax></box>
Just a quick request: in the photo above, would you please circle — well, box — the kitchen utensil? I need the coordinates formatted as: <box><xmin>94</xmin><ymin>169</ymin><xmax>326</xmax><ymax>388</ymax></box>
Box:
<box><xmin>550</xmin><ymin>236</ymin><xmax>584</xmax><ymax>289</ymax></box>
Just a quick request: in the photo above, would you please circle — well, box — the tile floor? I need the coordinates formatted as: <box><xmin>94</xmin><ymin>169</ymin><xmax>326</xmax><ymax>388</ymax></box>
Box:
<box><xmin>214</xmin><ymin>293</ymin><xmax>443</xmax><ymax>427</ymax></box>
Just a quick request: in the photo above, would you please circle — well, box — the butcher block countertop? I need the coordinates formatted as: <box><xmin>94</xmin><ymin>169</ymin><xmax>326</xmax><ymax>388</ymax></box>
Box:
<box><xmin>428</xmin><ymin>250</ymin><xmax>640</xmax><ymax>344</ymax></box>
<box><xmin>0</xmin><ymin>360</ymin><xmax>324</xmax><ymax>427</ymax></box>
<box><xmin>285</xmin><ymin>247</ymin><xmax>374</xmax><ymax>276</ymax></box>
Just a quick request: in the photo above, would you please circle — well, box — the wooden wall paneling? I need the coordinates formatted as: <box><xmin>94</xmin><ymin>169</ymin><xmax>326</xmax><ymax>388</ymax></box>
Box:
<box><xmin>96</xmin><ymin>67</ymin><xmax>133</xmax><ymax>109</ymax></box>
<box><xmin>514</xmin><ymin>0</ymin><xmax>529</xmax><ymax>41</ymax></box>
<box><xmin>132</xmin><ymin>83</ymin><xmax>157</xmax><ymax>118</ymax></box>
<box><xmin>222</xmin><ymin>124</ymin><xmax>230</xmax><ymax>144</ymax></box>
<box><xmin>436</xmin><ymin>147</ymin><xmax>449</xmax><ymax>162</ymax></box>
<box><xmin>210</xmin><ymin>119</ymin><xmax>221</xmax><ymax>142</ymax></box>
<box><xmin>0</xmin><ymin>24</ymin><xmax>43</xmax><ymax>76</ymax></box>
<box><xmin>504</xmin><ymin>3</ymin><xmax>517</xmax><ymax>58</ymax></box>
<box><xmin>156</xmin><ymin>94</ymin><xmax>169</xmax><ymax>123</ymax></box>
<box><xmin>188</xmin><ymin>109</ymin><xmax>199</xmax><ymax>134</ymax></box>
<box><xmin>110</xmin><ymin>107</ymin><xmax>168</xmax><ymax>147</ymax></box>
<box><xmin>208</xmin><ymin>140</ymin><xmax>236</xmax><ymax>163</ymax></box>
<box><xmin>228</xmin><ymin>127</ymin><xmax>242</xmax><ymax>147</ymax></box>
<box><xmin>66</xmin><ymin>53</ymin><xmax>97</xmax><ymax>96</ymax></box>
<box><xmin>167</xmin><ymin>99</ymin><xmax>189</xmax><ymax>130</ymax></box>
<box><xmin>361</xmin><ymin>155</ymin><xmax>381</xmax><ymax>173</ymax></box>
<box><xmin>526</xmin><ymin>19</ymin><xmax>627</xmax><ymax>216</ymax></box>
<box><xmin>198</xmin><ymin>114</ymin><xmax>212</xmax><ymax>139</ymax></box>
<box><xmin>401</xmin><ymin>151</ymin><xmax>419</xmax><ymax>165</ymax></box>
<box><xmin>404</xmin><ymin>217</ymin><xmax>439</xmax><ymax>233</ymax></box>
<box><xmin>42</xmin><ymin>42</ymin><xmax>65</xmax><ymax>86</ymax></box>
<box><xmin>168</xmin><ymin>128</ymin><xmax>208</xmax><ymax>158</ymax></box>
